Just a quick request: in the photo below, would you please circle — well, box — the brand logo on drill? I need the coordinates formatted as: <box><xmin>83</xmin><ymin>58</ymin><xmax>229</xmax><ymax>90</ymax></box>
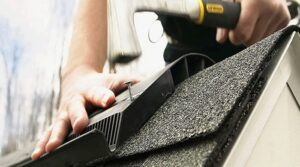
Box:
<box><xmin>206</xmin><ymin>4</ymin><xmax>224</xmax><ymax>14</ymax></box>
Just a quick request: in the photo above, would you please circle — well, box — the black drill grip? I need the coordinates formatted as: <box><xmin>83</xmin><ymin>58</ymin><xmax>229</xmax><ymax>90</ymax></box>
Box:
<box><xmin>200</xmin><ymin>0</ymin><xmax>241</xmax><ymax>28</ymax></box>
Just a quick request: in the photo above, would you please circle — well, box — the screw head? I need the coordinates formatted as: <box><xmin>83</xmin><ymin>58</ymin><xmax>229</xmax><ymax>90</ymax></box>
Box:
<box><xmin>125</xmin><ymin>81</ymin><xmax>132</xmax><ymax>85</ymax></box>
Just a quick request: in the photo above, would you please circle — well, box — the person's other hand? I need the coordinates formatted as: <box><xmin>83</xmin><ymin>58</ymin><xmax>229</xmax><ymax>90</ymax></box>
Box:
<box><xmin>31</xmin><ymin>65</ymin><xmax>140</xmax><ymax>160</ymax></box>
<box><xmin>216</xmin><ymin>0</ymin><xmax>290</xmax><ymax>46</ymax></box>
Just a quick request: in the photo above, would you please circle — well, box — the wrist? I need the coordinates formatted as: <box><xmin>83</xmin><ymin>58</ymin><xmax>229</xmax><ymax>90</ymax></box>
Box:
<box><xmin>62</xmin><ymin>63</ymin><xmax>101</xmax><ymax>81</ymax></box>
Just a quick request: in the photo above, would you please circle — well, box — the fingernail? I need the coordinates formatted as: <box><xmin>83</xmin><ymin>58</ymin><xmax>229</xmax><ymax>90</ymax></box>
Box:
<box><xmin>73</xmin><ymin>118</ymin><xmax>80</xmax><ymax>132</ymax></box>
<box><xmin>31</xmin><ymin>148</ymin><xmax>40</xmax><ymax>159</ymax></box>
<box><xmin>101</xmin><ymin>94</ymin><xmax>110</xmax><ymax>106</ymax></box>
<box><xmin>221</xmin><ymin>29</ymin><xmax>225</xmax><ymax>38</ymax></box>
<box><xmin>45</xmin><ymin>139</ymin><xmax>56</xmax><ymax>153</ymax></box>
<box><xmin>32</xmin><ymin>149</ymin><xmax>38</xmax><ymax>155</ymax></box>
<box><xmin>216</xmin><ymin>30</ymin><xmax>221</xmax><ymax>42</ymax></box>
<box><xmin>45</xmin><ymin>144</ymin><xmax>52</xmax><ymax>153</ymax></box>
<box><xmin>73</xmin><ymin>118</ymin><xmax>84</xmax><ymax>134</ymax></box>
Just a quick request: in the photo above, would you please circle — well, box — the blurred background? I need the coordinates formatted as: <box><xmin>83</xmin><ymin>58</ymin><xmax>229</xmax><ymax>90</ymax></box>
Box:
<box><xmin>0</xmin><ymin>0</ymin><xmax>76</xmax><ymax>156</ymax></box>
<box><xmin>0</xmin><ymin>0</ymin><xmax>167</xmax><ymax>157</ymax></box>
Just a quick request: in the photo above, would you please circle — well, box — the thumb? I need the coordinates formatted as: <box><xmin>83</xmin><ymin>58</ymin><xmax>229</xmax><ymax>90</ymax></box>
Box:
<box><xmin>216</xmin><ymin>28</ymin><xmax>229</xmax><ymax>44</ymax></box>
<box><xmin>109</xmin><ymin>74</ymin><xmax>142</xmax><ymax>93</ymax></box>
<box><xmin>83</xmin><ymin>86</ymin><xmax>116</xmax><ymax>108</ymax></box>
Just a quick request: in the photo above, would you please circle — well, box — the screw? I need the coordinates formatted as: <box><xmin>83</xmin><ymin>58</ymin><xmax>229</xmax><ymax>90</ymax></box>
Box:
<box><xmin>125</xmin><ymin>81</ymin><xmax>134</xmax><ymax>101</ymax></box>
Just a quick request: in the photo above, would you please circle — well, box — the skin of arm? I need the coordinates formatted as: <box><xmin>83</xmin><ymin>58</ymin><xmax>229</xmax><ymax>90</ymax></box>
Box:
<box><xmin>216</xmin><ymin>0</ymin><xmax>291</xmax><ymax>46</ymax></box>
<box><xmin>31</xmin><ymin>0</ymin><xmax>139</xmax><ymax>160</ymax></box>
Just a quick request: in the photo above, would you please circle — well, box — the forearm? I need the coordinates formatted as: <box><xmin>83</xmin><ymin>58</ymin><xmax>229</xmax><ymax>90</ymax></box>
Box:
<box><xmin>63</xmin><ymin>0</ymin><xmax>107</xmax><ymax>77</ymax></box>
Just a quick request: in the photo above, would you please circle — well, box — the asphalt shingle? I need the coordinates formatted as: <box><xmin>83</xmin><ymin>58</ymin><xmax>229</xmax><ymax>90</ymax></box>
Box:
<box><xmin>94</xmin><ymin>26</ymin><xmax>299</xmax><ymax>167</ymax></box>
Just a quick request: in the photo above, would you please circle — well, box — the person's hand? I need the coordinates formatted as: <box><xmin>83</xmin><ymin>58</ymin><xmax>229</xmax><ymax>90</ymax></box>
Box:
<box><xmin>31</xmin><ymin>65</ymin><xmax>140</xmax><ymax>160</ymax></box>
<box><xmin>216</xmin><ymin>0</ymin><xmax>290</xmax><ymax>46</ymax></box>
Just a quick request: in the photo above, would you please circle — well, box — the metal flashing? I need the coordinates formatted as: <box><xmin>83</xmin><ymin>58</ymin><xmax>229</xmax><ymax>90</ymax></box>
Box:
<box><xmin>224</xmin><ymin>32</ymin><xmax>300</xmax><ymax>167</ymax></box>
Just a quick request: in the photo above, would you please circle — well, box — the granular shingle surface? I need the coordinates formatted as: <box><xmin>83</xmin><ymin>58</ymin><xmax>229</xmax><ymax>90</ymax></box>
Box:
<box><xmin>94</xmin><ymin>26</ymin><xmax>299</xmax><ymax>166</ymax></box>
<box><xmin>106</xmin><ymin>139</ymin><xmax>217</xmax><ymax>167</ymax></box>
